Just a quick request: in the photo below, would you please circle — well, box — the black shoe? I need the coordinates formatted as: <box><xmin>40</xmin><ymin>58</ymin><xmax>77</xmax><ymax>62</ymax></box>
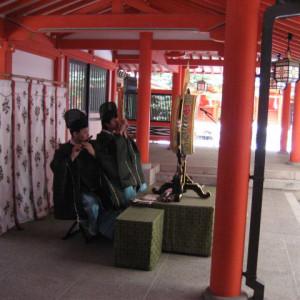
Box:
<box><xmin>79</xmin><ymin>223</ymin><xmax>98</xmax><ymax>243</ymax></box>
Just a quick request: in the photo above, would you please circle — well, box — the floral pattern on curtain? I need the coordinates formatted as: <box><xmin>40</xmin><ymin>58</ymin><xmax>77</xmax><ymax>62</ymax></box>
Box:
<box><xmin>14</xmin><ymin>81</ymin><xmax>35</xmax><ymax>223</ymax></box>
<box><xmin>30</xmin><ymin>83</ymin><xmax>48</xmax><ymax>218</ymax></box>
<box><xmin>56</xmin><ymin>87</ymin><xmax>67</xmax><ymax>144</ymax></box>
<box><xmin>45</xmin><ymin>85</ymin><xmax>56</xmax><ymax>208</ymax></box>
<box><xmin>0</xmin><ymin>80</ymin><xmax>14</xmax><ymax>234</ymax></box>
<box><xmin>0</xmin><ymin>80</ymin><xmax>68</xmax><ymax>235</ymax></box>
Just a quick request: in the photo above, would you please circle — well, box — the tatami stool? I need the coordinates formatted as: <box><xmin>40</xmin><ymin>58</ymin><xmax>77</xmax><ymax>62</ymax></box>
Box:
<box><xmin>114</xmin><ymin>206</ymin><xmax>164</xmax><ymax>271</ymax></box>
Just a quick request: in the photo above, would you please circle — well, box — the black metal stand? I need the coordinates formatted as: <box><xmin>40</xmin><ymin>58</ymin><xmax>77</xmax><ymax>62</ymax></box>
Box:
<box><xmin>62</xmin><ymin>220</ymin><xmax>81</xmax><ymax>240</ymax></box>
<box><xmin>153</xmin><ymin>95</ymin><xmax>210</xmax><ymax>201</ymax></box>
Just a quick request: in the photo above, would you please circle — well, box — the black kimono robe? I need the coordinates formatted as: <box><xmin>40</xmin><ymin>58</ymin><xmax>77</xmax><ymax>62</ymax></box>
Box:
<box><xmin>50</xmin><ymin>141</ymin><xmax>111</xmax><ymax>220</ymax></box>
<box><xmin>96</xmin><ymin>131</ymin><xmax>146</xmax><ymax>209</ymax></box>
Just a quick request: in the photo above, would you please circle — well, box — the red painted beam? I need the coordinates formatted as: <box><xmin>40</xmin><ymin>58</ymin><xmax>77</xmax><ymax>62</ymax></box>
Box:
<box><xmin>59</xmin><ymin>39</ymin><xmax>224</xmax><ymax>53</ymax></box>
<box><xmin>123</xmin><ymin>0</ymin><xmax>160</xmax><ymax>13</ymax></box>
<box><xmin>152</xmin><ymin>50</ymin><xmax>178</xmax><ymax>73</ymax></box>
<box><xmin>167</xmin><ymin>58</ymin><xmax>224</xmax><ymax>66</ymax></box>
<box><xmin>152</xmin><ymin>40</ymin><xmax>225</xmax><ymax>53</ymax></box>
<box><xmin>63</xmin><ymin>49</ymin><xmax>116</xmax><ymax>70</ymax></box>
<box><xmin>10</xmin><ymin>14</ymin><xmax>225</xmax><ymax>33</ymax></box>
<box><xmin>59</xmin><ymin>39</ymin><xmax>140</xmax><ymax>50</ymax></box>
<box><xmin>73</xmin><ymin>0</ymin><xmax>112</xmax><ymax>14</ymax></box>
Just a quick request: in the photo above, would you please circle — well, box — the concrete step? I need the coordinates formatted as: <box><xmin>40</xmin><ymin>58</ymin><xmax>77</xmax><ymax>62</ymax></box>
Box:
<box><xmin>155</xmin><ymin>166</ymin><xmax>300</xmax><ymax>190</ymax></box>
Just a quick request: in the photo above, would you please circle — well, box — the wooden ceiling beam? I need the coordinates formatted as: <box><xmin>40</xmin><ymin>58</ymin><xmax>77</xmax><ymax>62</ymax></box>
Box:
<box><xmin>9</xmin><ymin>13</ymin><xmax>225</xmax><ymax>33</ymax></box>
<box><xmin>123</xmin><ymin>0</ymin><xmax>160</xmax><ymax>13</ymax></box>
<box><xmin>47</xmin><ymin>1</ymin><xmax>93</xmax><ymax>15</ymax></box>
<box><xmin>31</xmin><ymin>0</ymin><xmax>78</xmax><ymax>15</ymax></box>
<box><xmin>152</xmin><ymin>50</ymin><xmax>178</xmax><ymax>73</ymax></box>
<box><xmin>112</xmin><ymin>0</ymin><xmax>123</xmax><ymax>13</ymax></box>
<box><xmin>58</xmin><ymin>39</ymin><xmax>224</xmax><ymax>54</ymax></box>
<box><xmin>7</xmin><ymin>0</ymin><xmax>60</xmax><ymax>17</ymax></box>
<box><xmin>166</xmin><ymin>58</ymin><xmax>224</xmax><ymax>66</ymax></box>
<box><xmin>149</xmin><ymin>0</ymin><xmax>212</xmax><ymax>14</ymax></box>
<box><xmin>0</xmin><ymin>0</ymin><xmax>35</xmax><ymax>14</ymax></box>
<box><xmin>59</xmin><ymin>39</ymin><xmax>140</xmax><ymax>50</ymax></box>
<box><xmin>152</xmin><ymin>40</ymin><xmax>224</xmax><ymax>54</ymax></box>
<box><xmin>72</xmin><ymin>0</ymin><xmax>111</xmax><ymax>14</ymax></box>
<box><xmin>115</xmin><ymin>54</ymin><xmax>139</xmax><ymax>60</ymax></box>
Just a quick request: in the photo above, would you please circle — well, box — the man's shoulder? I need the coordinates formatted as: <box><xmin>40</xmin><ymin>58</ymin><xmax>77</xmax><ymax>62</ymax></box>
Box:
<box><xmin>56</xmin><ymin>142</ymin><xmax>72</xmax><ymax>153</ymax></box>
<box><xmin>96</xmin><ymin>131</ymin><xmax>114</xmax><ymax>142</ymax></box>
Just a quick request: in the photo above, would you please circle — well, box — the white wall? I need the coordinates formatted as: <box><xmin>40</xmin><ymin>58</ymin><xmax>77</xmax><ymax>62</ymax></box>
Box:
<box><xmin>94</xmin><ymin>50</ymin><xmax>112</xmax><ymax>61</ymax></box>
<box><xmin>12</xmin><ymin>50</ymin><xmax>54</xmax><ymax>80</ymax></box>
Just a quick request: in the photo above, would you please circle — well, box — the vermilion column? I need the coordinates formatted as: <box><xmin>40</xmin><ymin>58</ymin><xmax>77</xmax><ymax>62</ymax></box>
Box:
<box><xmin>0</xmin><ymin>42</ymin><xmax>13</xmax><ymax>77</ymax></box>
<box><xmin>54</xmin><ymin>55</ymin><xmax>62</xmax><ymax>83</ymax></box>
<box><xmin>111</xmin><ymin>67</ymin><xmax>117</xmax><ymax>103</ymax></box>
<box><xmin>280</xmin><ymin>83</ymin><xmax>291</xmax><ymax>152</ymax></box>
<box><xmin>169</xmin><ymin>70</ymin><xmax>182</xmax><ymax>147</ymax></box>
<box><xmin>290</xmin><ymin>81</ymin><xmax>300</xmax><ymax>162</ymax></box>
<box><xmin>136</xmin><ymin>32</ymin><xmax>152</xmax><ymax>163</ymax></box>
<box><xmin>206</xmin><ymin>0</ymin><xmax>260</xmax><ymax>298</ymax></box>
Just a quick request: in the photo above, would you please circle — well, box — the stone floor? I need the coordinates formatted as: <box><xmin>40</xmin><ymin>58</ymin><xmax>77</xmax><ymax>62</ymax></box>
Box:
<box><xmin>1</xmin><ymin>144</ymin><xmax>300</xmax><ymax>299</ymax></box>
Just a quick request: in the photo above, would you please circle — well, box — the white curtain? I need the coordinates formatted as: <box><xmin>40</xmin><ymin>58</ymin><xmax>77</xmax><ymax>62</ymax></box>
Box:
<box><xmin>56</xmin><ymin>87</ymin><xmax>67</xmax><ymax>144</ymax></box>
<box><xmin>14</xmin><ymin>81</ymin><xmax>34</xmax><ymax>223</ymax></box>
<box><xmin>0</xmin><ymin>80</ymin><xmax>68</xmax><ymax>235</ymax></box>
<box><xmin>0</xmin><ymin>80</ymin><xmax>14</xmax><ymax>234</ymax></box>
<box><xmin>30</xmin><ymin>83</ymin><xmax>48</xmax><ymax>218</ymax></box>
<box><xmin>44</xmin><ymin>85</ymin><xmax>56</xmax><ymax>208</ymax></box>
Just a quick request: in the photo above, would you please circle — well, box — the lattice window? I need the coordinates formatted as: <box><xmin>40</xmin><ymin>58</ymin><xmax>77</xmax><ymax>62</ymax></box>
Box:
<box><xmin>69</xmin><ymin>59</ymin><xmax>108</xmax><ymax>113</ymax></box>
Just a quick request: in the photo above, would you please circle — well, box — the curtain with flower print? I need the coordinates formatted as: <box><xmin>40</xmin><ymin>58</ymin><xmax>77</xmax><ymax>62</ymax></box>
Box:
<box><xmin>0</xmin><ymin>80</ymin><xmax>15</xmax><ymax>234</ymax></box>
<box><xmin>14</xmin><ymin>81</ymin><xmax>35</xmax><ymax>223</ymax></box>
<box><xmin>30</xmin><ymin>83</ymin><xmax>48</xmax><ymax>218</ymax></box>
<box><xmin>44</xmin><ymin>85</ymin><xmax>56</xmax><ymax>209</ymax></box>
<box><xmin>0</xmin><ymin>80</ymin><xmax>67</xmax><ymax>235</ymax></box>
<box><xmin>56</xmin><ymin>87</ymin><xmax>67</xmax><ymax>144</ymax></box>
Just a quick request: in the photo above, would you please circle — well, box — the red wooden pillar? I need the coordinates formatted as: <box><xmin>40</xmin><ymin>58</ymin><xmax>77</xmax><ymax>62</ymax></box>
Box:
<box><xmin>290</xmin><ymin>81</ymin><xmax>300</xmax><ymax>162</ymax></box>
<box><xmin>64</xmin><ymin>55</ymin><xmax>70</xmax><ymax>142</ymax></box>
<box><xmin>111</xmin><ymin>60</ymin><xmax>118</xmax><ymax>103</ymax></box>
<box><xmin>136</xmin><ymin>32</ymin><xmax>152</xmax><ymax>163</ymax></box>
<box><xmin>54</xmin><ymin>55</ymin><xmax>63</xmax><ymax>83</ymax></box>
<box><xmin>280</xmin><ymin>83</ymin><xmax>291</xmax><ymax>153</ymax></box>
<box><xmin>206</xmin><ymin>0</ymin><xmax>260</xmax><ymax>298</ymax></box>
<box><xmin>0</xmin><ymin>41</ymin><xmax>13</xmax><ymax>76</ymax></box>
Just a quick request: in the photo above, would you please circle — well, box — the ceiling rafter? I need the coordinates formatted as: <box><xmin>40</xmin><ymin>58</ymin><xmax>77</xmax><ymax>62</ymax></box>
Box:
<box><xmin>112</xmin><ymin>0</ymin><xmax>123</xmax><ymax>14</ymax></box>
<box><xmin>31</xmin><ymin>0</ymin><xmax>78</xmax><ymax>15</ymax></box>
<box><xmin>7</xmin><ymin>0</ymin><xmax>62</xmax><ymax>17</ymax></box>
<box><xmin>175</xmin><ymin>0</ymin><xmax>225</xmax><ymax>15</ymax></box>
<box><xmin>149</xmin><ymin>0</ymin><xmax>214</xmax><ymax>14</ymax></box>
<box><xmin>9</xmin><ymin>13</ymin><xmax>225</xmax><ymax>32</ymax></box>
<box><xmin>122</xmin><ymin>0</ymin><xmax>160</xmax><ymax>13</ymax></box>
<box><xmin>46</xmin><ymin>1</ymin><xmax>93</xmax><ymax>15</ymax></box>
<box><xmin>0</xmin><ymin>0</ymin><xmax>35</xmax><ymax>14</ymax></box>
<box><xmin>189</xmin><ymin>0</ymin><xmax>226</xmax><ymax>14</ymax></box>
<box><xmin>72</xmin><ymin>0</ymin><xmax>111</xmax><ymax>14</ymax></box>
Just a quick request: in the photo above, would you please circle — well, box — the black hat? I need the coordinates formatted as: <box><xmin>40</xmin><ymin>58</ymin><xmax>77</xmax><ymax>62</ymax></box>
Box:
<box><xmin>64</xmin><ymin>109</ymin><xmax>88</xmax><ymax>133</ymax></box>
<box><xmin>99</xmin><ymin>102</ymin><xmax>118</xmax><ymax>120</ymax></box>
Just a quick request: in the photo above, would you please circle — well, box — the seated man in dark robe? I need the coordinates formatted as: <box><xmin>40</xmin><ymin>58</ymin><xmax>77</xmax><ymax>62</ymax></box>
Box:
<box><xmin>96</xmin><ymin>102</ymin><xmax>147</xmax><ymax>210</ymax></box>
<box><xmin>50</xmin><ymin>109</ymin><xmax>116</xmax><ymax>241</ymax></box>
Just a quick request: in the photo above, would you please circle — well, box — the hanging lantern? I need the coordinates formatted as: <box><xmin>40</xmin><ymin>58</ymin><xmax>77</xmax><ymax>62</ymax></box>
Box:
<box><xmin>270</xmin><ymin>71</ymin><xmax>286</xmax><ymax>90</ymax></box>
<box><xmin>269</xmin><ymin>73</ymin><xmax>277</xmax><ymax>89</ymax></box>
<box><xmin>273</xmin><ymin>33</ymin><xmax>300</xmax><ymax>83</ymax></box>
<box><xmin>197</xmin><ymin>71</ymin><xmax>207</xmax><ymax>92</ymax></box>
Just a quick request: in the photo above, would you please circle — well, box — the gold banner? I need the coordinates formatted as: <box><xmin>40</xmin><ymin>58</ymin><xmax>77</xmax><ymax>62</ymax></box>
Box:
<box><xmin>171</xmin><ymin>94</ymin><xmax>196</xmax><ymax>155</ymax></box>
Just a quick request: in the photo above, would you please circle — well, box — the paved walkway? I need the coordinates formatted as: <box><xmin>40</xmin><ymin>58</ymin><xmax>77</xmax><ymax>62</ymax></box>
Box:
<box><xmin>0</xmin><ymin>145</ymin><xmax>300</xmax><ymax>299</ymax></box>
